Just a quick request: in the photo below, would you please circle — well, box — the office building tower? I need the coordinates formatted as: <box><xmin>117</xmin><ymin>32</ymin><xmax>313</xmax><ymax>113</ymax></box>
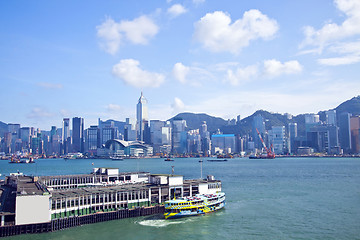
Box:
<box><xmin>339</xmin><ymin>112</ymin><xmax>352</xmax><ymax>153</ymax></box>
<box><xmin>307</xmin><ymin>125</ymin><xmax>339</xmax><ymax>153</ymax></box>
<box><xmin>187</xmin><ymin>129</ymin><xmax>201</xmax><ymax>154</ymax></box>
<box><xmin>87</xmin><ymin>126</ymin><xmax>100</xmax><ymax>155</ymax></box>
<box><xmin>8</xmin><ymin>124</ymin><xmax>20</xmax><ymax>138</ymax></box>
<box><xmin>124</xmin><ymin>118</ymin><xmax>137</xmax><ymax>141</ymax></box>
<box><xmin>20</xmin><ymin>127</ymin><xmax>31</xmax><ymax>150</ymax></box>
<box><xmin>211</xmin><ymin>134</ymin><xmax>236</xmax><ymax>154</ymax></box>
<box><xmin>289</xmin><ymin>123</ymin><xmax>297</xmax><ymax>154</ymax></box>
<box><xmin>171</xmin><ymin>119</ymin><xmax>187</xmax><ymax>154</ymax></box>
<box><xmin>350</xmin><ymin>116</ymin><xmax>360</xmax><ymax>153</ymax></box>
<box><xmin>270</xmin><ymin>126</ymin><xmax>286</xmax><ymax>154</ymax></box>
<box><xmin>62</xmin><ymin>118</ymin><xmax>70</xmax><ymax>154</ymax></box>
<box><xmin>200</xmin><ymin>121</ymin><xmax>211</xmax><ymax>155</ymax></box>
<box><xmin>326</xmin><ymin>110</ymin><xmax>337</xmax><ymax>126</ymax></box>
<box><xmin>72</xmin><ymin>117</ymin><xmax>84</xmax><ymax>153</ymax></box>
<box><xmin>136</xmin><ymin>92</ymin><xmax>149</xmax><ymax>141</ymax></box>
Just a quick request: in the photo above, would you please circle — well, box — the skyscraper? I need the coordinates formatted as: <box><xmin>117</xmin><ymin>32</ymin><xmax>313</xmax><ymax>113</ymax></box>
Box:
<box><xmin>339</xmin><ymin>112</ymin><xmax>352</xmax><ymax>153</ymax></box>
<box><xmin>72</xmin><ymin>117</ymin><xmax>84</xmax><ymax>153</ymax></box>
<box><xmin>136</xmin><ymin>92</ymin><xmax>149</xmax><ymax>142</ymax></box>
<box><xmin>326</xmin><ymin>110</ymin><xmax>337</xmax><ymax>126</ymax></box>
<box><xmin>62</xmin><ymin>118</ymin><xmax>70</xmax><ymax>154</ymax></box>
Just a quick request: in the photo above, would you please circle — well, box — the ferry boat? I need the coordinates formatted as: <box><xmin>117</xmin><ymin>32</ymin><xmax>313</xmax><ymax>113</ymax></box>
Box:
<box><xmin>164</xmin><ymin>192</ymin><xmax>225</xmax><ymax>219</ymax></box>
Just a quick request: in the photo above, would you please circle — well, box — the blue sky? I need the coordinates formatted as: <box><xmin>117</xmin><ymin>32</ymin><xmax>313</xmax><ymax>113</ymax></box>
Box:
<box><xmin>1</xmin><ymin>0</ymin><xmax>359</xmax><ymax>130</ymax></box>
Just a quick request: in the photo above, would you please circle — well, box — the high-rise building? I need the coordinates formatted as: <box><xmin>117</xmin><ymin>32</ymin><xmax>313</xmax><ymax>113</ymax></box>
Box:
<box><xmin>171</xmin><ymin>119</ymin><xmax>187</xmax><ymax>154</ymax></box>
<box><xmin>187</xmin><ymin>129</ymin><xmax>201</xmax><ymax>154</ymax></box>
<box><xmin>350</xmin><ymin>116</ymin><xmax>360</xmax><ymax>153</ymax></box>
<box><xmin>211</xmin><ymin>134</ymin><xmax>235</xmax><ymax>154</ymax></box>
<box><xmin>87</xmin><ymin>125</ymin><xmax>100</xmax><ymax>155</ymax></box>
<box><xmin>20</xmin><ymin>127</ymin><xmax>31</xmax><ymax>150</ymax></box>
<box><xmin>124</xmin><ymin>118</ymin><xmax>137</xmax><ymax>141</ymax></box>
<box><xmin>270</xmin><ymin>126</ymin><xmax>286</xmax><ymax>154</ymax></box>
<box><xmin>62</xmin><ymin>118</ymin><xmax>70</xmax><ymax>154</ymax></box>
<box><xmin>339</xmin><ymin>112</ymin><xmax>352</xmax><ymax>153</ymax></box>
<box><xmin>72</xmin><ymin>117</ymin><xmax>84</xmax><ymax>153</ymax></box>
<box><xmin>200</xmin><ymin>121</ymin><xmax>211</xmax><ymax>155</ymax></box>
<box><xmin>289</xmin><ymin>123</ymin><xmax>297</xmax><ymax>154</ymax></box>
<box><xmin>326</xmin><ymin>110</ymin><xmax>337</xmax><ymax>126</ymax></box>
<box><xmin>136</xmin><ymin>92</ymin><xmax>149</xmax><ymax>142</ymax></box>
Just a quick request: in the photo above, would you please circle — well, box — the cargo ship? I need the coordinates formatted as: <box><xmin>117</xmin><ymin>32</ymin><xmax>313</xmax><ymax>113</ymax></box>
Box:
<box><xmin>164</xmin><ymin>192</ymin><xmax>225</xmax><ymax>219</ymax></box>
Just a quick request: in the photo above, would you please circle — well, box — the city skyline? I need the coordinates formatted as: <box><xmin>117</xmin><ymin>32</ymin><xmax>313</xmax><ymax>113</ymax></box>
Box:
<box><xmin>1</xmin><ymin>0</ymin><xmax>360</xmax><ymax>130</ymax></box>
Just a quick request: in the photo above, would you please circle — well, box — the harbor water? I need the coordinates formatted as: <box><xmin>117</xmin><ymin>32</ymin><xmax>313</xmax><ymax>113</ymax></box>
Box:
<box><xmin>1</xmin><ymin>157</ymin><xmax>359</xmax><ymax>240</ymax></box>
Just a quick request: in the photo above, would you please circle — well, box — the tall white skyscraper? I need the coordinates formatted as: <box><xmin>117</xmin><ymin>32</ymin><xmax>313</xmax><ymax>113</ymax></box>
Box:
<box><xmin>136</xmin><ymin>92</ymin><xmax>149</xmax><ymax>141</ymax></box>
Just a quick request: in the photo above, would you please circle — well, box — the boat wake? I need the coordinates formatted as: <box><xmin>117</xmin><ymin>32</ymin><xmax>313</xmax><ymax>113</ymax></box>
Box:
<box><xmin>137</xmin><ymin>218</ymin><xmax>193</xmax><ymax>228</ymax></box>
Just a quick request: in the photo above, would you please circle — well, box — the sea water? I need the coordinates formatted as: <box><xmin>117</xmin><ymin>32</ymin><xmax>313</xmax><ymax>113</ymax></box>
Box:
<box><xmin>1</xmin><ymin>157</ymin><xmax>359</xmax><ymax>240</ymax></box>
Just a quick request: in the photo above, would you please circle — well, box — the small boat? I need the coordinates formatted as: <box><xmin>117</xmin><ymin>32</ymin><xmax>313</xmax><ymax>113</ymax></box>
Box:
<box><xmin>164</xmin><ymin>158</ymin><xmax>174</xmax><ymax>161</ymax></box>
<box><xmin>9</xmin><ymin>157</ymin><xmax>35</xmax><ymax>164</ymax></box>
<box><xmin>164</xmin><ymin>192</ymin><xmax>225</xmax><ymax>219</ymax></box>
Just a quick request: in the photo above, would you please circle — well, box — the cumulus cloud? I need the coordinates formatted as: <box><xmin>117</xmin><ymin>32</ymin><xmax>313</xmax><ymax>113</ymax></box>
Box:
<box><xmin>226</xmin><ymin>65</ymin><xmax>258</xmax><ymax>86</ymax></box>
<box><xmin>263</xmin><ymin>59</ymin><xmax>303</xmax><ymax>78</ymax></box>
<box><xmin>172</xmin><ymin>97</ymin><xmax>185</xmax><ymax>113</ymax></box>
<box><xmin>167</xmin><ymin>4</ymin><xmax>187</xmax><ymax>18</ymax></box>
<box><xmin>96</xmin><ymin>15</ymin><xmax>159</xmax><ymax>55</ymax></box>
<box><xmin>194</xmin><ymin>10</ymin><xmax>278</xmax><ymax>54</ymax></box>
<box><xmin>173</xmin><ymin>62</ymin><xmax>190</xmax><ymax>83</ymax></box>
<box><xmin>37</xmin><ymin>82</ymin><xmax>63</xmax><ymax>89</ymax></box>
<box><xmin>27</xmin><ymin>107</ymin><xmax>54</xmax><ymax>119</ymax></box>
<box><xmin>300</xmin><ymin>0</ymin><xmax>360</xmax><ymax>65</ymax></box>
<box><xmin>112</xmin><ymin>59</ymin><xmax>165</xmax><ymax>88</ymax></box>
<box><xmin>301</xmin><ymin>0</ymin><xmax>360</xmax><ymax>51</ymax></box>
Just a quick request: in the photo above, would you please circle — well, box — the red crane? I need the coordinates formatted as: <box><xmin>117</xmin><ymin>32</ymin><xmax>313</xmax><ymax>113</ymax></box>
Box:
<box><xmin>256</xmin><ymin>128</ymin><xmax>275</xmax><ymax>159</ymax></box>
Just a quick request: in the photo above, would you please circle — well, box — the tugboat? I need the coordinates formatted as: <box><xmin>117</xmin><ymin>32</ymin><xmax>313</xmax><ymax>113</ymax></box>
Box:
<box><xmin>164</xmin><ymin>192</ymin><xmax>226</xmax><ymax>219</ymax></box>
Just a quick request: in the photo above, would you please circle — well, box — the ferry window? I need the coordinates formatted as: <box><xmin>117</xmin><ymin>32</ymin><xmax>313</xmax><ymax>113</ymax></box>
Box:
<box><xmin>125</xmin><ymin>176</ymin><xmax>131</xmax><ymax>181</ymax></box>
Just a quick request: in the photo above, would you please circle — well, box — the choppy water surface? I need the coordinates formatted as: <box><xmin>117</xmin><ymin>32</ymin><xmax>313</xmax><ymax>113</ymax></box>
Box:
<box><xmin>1</xmin><ymin>157</ymin><xmax>359</xmax><ymax>240</ymax></box>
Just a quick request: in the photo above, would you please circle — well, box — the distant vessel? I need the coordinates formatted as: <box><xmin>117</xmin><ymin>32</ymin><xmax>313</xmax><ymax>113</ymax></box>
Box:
<box><xmin>164</xmin><ymin>192</ymin><xmax>226</xmax><ymax>219</ymax></box>
<box><xmin>207</xmin><ymin>159</ymin><xmax>228</xmax><ymax>162</ymax></box>
<box><xmin>110</xmin><ymin>153</ymin><xmax>124</xmax><ymax>161</ymax></box>
<box><xmin>164</xmin><ymin>158</ymin><xmax>174</xmax><ymax>161</ymax></box>
<box><xmin>9</xmin><ymin>156</ymin><xmax>35</xmax><ymax>164</ymax></box>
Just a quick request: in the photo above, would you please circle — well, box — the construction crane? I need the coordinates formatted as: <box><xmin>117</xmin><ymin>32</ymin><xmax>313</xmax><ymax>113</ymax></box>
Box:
<box><xmin>256</xmin><ymin>128</ymin><xmax>275</xmax><ymax>159</ymax></box>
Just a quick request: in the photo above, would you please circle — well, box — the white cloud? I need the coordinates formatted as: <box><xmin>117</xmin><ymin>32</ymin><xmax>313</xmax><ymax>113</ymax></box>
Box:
<box><xmin>112</xmin><ymin>59</ymin><xmax>165</xmax><ymax>88</ymax></box>
<box><xmin>194</xmin><ymin>10</ymin><xmax>278</xmax><ymax>54</ymax></box>
<box><xmin>27</xmin><ymin>107</ymin><xmax>54</xmax><ymax>119</ymax></box>
<box><xmin>318</xmin><ymin>55</ymin><xmax>360</xmax><ymax>65</ymax></box>
<box><xmin>263</xmin><ymin>59</ymin><xmax>303</xmax><ymax>78</ymax></box>
<box><xmin>171</xmin><ymin>97</ymin><xmax>185</xmax><ymax>114</ymax></box>
<box><xmin>96</xmin><ymin>15</ymin><xmax>159</xmax><ymax>55</ymax></box>
<box><xmin>106</xmin><ymin>104</ymin><xmax>122</xmax><ymax>112</ymax></box>
<box><xmin>167</xmin><ymin>4</ymin><xmax>187</xmax><ymax>18</ymax></box>
<box><xmin>301</xmin><ymin>0</ymin><xmax>360</xmax><ymax>51</ymax></box>
<box><xmin>173</xmin><ymin>62</ymin><xmax>190</xmax><ymax>83</ymax></box>
<box><xmin>317</xmin><ymin>40</ymin><xmax>360</xmax><ymax>65</ymax></box>
<box><xmin>300</xmin><ymin>0</ymin><xmax>360</xmax><ymax>65</ymax></box>
<box><xmin>37</xmin><ymin>82</ymin><xmax>63</xmax><ymax>89</ymax></box>
<box><xmin>226</xmin><ymin>65</ymin><xmax>258</xmax><ymax>86</ymax></box>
